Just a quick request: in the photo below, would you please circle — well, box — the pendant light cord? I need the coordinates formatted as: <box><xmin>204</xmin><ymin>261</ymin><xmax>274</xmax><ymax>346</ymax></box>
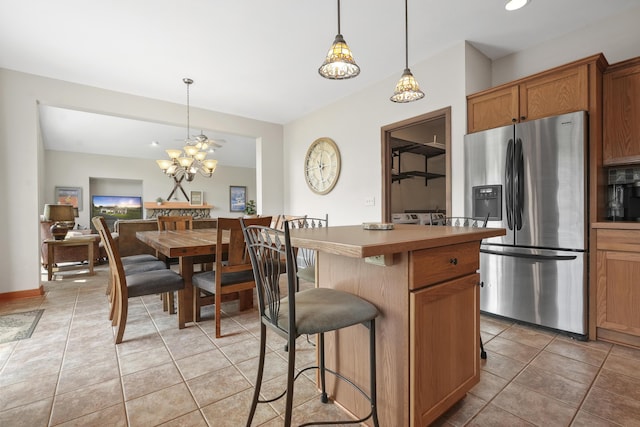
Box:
<box><xmin>404</xmin><ymin>0</ymin><xmax>409</xmax><ymax>69</ymax></box>
<box><xmin>337</xmin><ymin>0</ymin><xmax>341</xmax><ymax>34</ymax></box>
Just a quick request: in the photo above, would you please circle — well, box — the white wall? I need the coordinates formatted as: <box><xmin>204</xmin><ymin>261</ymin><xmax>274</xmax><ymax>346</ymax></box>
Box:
<box><xmin>492</xmin><ymin>5</ymin><xmax>640</xmax><ymax>85</ymax></box>
<box><xmin>44</xmin><ymin>150</ymin><xmax>257</xmax><ymax>229</ymax></box>
<box><xmin>0</xmin><ymin>69</ymin><xmax>282</xmax><ymax>295</ymax></box>
<box><xmin>283</xmin><ymin>42</ymin><xmax>470</xmax><ymax>225</ymax></box>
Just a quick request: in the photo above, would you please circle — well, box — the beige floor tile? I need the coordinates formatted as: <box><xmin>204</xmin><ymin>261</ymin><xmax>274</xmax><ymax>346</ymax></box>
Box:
<box><xmin>581</xmin><ymin>385</ymin><xmax>640</xmax><ymax>425</ymax></box>
<box><xmin>529</xmin><ymin>350</ymin><xmax>599</xmax><ymax>385</ymax></box>
<box><xmin>602</xmin><ymin>353</ymin><xmax>640</xmax><ymax>381</ymax></box>
<box><xmin>187</xmin><ymin>365</ymin><xmax>253</xmax><ymax>407</ymax></box>
<box><xmin>50</xmin><ymin>377</ymin><xmax>123</xmax><ymax>425</ymax></box>
<box><xmin>593</xmin><ymin>368</ymin><xmax>640</xmax><ymax>401</ymax></box>
<box><xmin>258</xmin><ymin>372</ymin><xmax>321</xmax><ymax>416</ymax></box>
<box><xmin>165</xmin><ymin>334</ymin><xmax>219</xmax><ymax>361</ymax></box>
<box><xmin>469</xmin><ymin>369</ymin><xmax>509</xmax><ymax>402</ymax></box>
<box><xmin>125</xmin><ymin>382</ymin><xmax>198</xmax><ymax>427</ymax></box>
<box><xmin>439</xmin><ymin>393</ymin><xmax>487</xmax><ymax>426</ymax></box>
<box><xmin>118</xmin><ymin>345</ymin><xmax>174</xmax><ymax>376</ymax></box>
<box><xmin>122</xmin><ymin>362</ymin><xmax>183</xmax><ymax>401</ymax></box>
<box><xmin>484</xmin><ymin>336</ymin><xmax>541</xmax><ymax>363</ymax></box>
<box><xmin>571</xmin><ymin>409</ymin><xmax>623</xmax><ymax>426</ymax></box>
<box><xmin>513</xmin><ymin>365</ymin><xmax>589</xmax><ymax>406</ymax></box>
<box><xmin>174</xmin><ymin>347</ymin><xmax>232</xmax><ymax>381</ymax></box>
<box><xmin>218</xmin><ymin>337</ymin><xmax>263</xmax><ymax>364</ymax></box>
<box><xmin>54</xmin><ymin>403</ymin><xmax>127</xmax><ymax>427</ymax></box>
<box><xmin>0</xmin><ymin>397</ymin><xmax>53</xmax><ymax>427</ymax></box>
<box><xmin>498</xmin><ymin>324</ymin><xmax>556</xmax><ymax>349</ymax></box>
<box><xmin>201</xmin><ymin>388</ymin><xmax>278</xmax><ymax>427</ymax></box>
<box><xmin>479</xmin><ymin>315</ymin><xmax>514</xmax><ymax>335</ymax></box>
<box><xmin>467</xmin><ymin>403</ymin><xmax>535</xmax><ymax>426</ymax></box>
<box><xmin>610</xmin><ymin>343</ymin><xmax>640</xmax><ymax>360</ymax></box>
<box><xmin>57</xmin><ymin>357</ymin><xmax>120</xmax><ymax>394</ymax></box>
<box><xmin>491</xmin><ymin>382</ymin><xmax>576</xmax><ymax>425</ymax></box>
<box><xmin>480</xmin><ymin>350</ymin><xmax>526</xmax><ymax>381</ymax></box>
<box><xmin>0</xmin><ymin>373</ymin><xmax>58</xmax><ymax>411</ymax></box>
<box><xmin>157</xmin><ymin>410</ymin><xmax>209</xmax><ymax>426</ymax></box>
<box><xmin>235</xmin><ymin>351</ymin><xmax>290</xmax><ymax>386</ymax></box>
<box><xmin>545</xmin><ymin>337</ymin><xmax>609</xmax><ymax>367</ymax></box>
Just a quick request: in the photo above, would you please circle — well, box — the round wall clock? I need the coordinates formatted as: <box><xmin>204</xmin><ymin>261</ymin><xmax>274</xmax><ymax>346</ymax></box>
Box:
<box><xmin>304</xmin><ymin>137</ymin><xmax>341</xmax><ymax>195</ymax></box>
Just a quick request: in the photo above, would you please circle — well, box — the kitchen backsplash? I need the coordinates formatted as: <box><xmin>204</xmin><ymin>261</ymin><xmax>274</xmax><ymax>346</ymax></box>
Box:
<box><xmin>608</xmin><ymin>166</ymin><xmax>640</xmax><ymax>184</ymax></box>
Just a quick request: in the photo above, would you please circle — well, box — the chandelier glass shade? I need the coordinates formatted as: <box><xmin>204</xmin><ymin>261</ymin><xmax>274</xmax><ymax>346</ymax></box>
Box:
<box><xmin>156</xmin><ymin>78</ymin><xmax>218</xmax><ymax>182</ymax></box>
<box><xmin>318</xmin><ymin>0</ymin><xmax>360</xmax><ymax>79</ymax></box>
<box><xmin>390</xmin><ymin>0</ymin><xmax>424</xmax><ymax>103</ymax></box>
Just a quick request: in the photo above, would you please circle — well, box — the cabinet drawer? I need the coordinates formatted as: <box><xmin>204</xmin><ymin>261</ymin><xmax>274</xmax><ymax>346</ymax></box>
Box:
<box><xmin>596</xmin><ymin>229</ymin><xmax>640</xmax><ymax>252</ymax></box>
<box><xmin>409</xmin><ymin>241</ymin><xmax>480</xmax><ymax>290</ymax></box>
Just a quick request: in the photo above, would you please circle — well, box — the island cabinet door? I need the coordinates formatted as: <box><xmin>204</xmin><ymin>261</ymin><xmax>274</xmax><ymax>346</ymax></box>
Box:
<box><xmin>409</xmin><ymin>273</ymin><xmax>480</xmax><ymax>427</ymax></box>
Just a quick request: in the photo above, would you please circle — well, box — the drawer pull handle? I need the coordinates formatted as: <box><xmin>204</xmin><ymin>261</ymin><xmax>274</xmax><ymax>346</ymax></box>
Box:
<box><xmin>450</xmin><ymin>258</ymin><xmax>458</xmax><ymax>265</ymax></box>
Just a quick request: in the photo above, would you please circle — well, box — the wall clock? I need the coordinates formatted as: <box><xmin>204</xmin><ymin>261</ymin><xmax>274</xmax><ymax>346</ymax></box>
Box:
<box><xmin>304</xmin><ymin>137</ymin><xmax>341</xmax><ymax>195</ymax></box>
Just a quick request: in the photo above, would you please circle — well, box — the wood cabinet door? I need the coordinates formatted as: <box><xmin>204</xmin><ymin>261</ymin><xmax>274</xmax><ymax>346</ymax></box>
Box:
<box><xmin>410</xmin><ymin>273</ymin><xmax>480</xmax><ymax>427</ymax></box>
<box><xmin>603</xmin><ymin>61</ymin><xmax>640</xmax><ymax>165</ymax></box>
<box><xmin>467</xmin><ymin>86</ymin><xmax>518</xmax><ymax>133</ymax></box>
<box><xmin>519</xmin><ymin>64</ymin><xmax>588</xmax><ymax>122</ymax></box>
<box><xmin>597</xmin><ymin>250</ymin><xmax>640</xmax><ymax>336</ymax></box>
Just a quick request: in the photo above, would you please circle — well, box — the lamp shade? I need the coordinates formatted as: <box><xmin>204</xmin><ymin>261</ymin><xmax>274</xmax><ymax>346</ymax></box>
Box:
<box><xmin>318</xmin><ymin>34</ymin><xmax>360</xmax><ymax>79</ymax></box>
<box><xmin>390</xmin><ymin>68</ymin><xmax>425</xmax><ymax>103</ymax></box>
<box><xmin>43</xmin><ymin>204</ymin><xmax>75</xmax><ymax>222</ymax></box>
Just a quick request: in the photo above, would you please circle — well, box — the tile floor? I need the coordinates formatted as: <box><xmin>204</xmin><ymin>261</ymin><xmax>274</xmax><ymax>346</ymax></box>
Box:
<box><xmin>1</xmin><ymin>264</ymin><xmax>640</xmax><ymax>426</ymax></box>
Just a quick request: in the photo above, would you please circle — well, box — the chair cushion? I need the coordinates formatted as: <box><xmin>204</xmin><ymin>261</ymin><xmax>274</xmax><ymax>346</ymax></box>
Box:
<box><xmin>296</xmin><ymin>266</ymin><xmax>315</xmax><ymax>283</ymax></box>
<box><xmin>192</xmin><ymin>270</ymin><xmax>255</xmax><ymax>294</ymax></box>
<box><xmin>127</xmin><ymin>269</ymin><xmax>185</xmax><ymax>298</ymax></box>
<box><xmin>277</xmin><ymin>288</ymin><xmax>378</xmax><ymax>335</ymax></box>
<box><xmin>123</xmin><ymin>260</ymin><xmax>167</xmax><ymax>275</ymax></box>
<box><xmin>122</xmin><ymin>254</ymin><xmax>161</xmax><ymax>265</ymax></box>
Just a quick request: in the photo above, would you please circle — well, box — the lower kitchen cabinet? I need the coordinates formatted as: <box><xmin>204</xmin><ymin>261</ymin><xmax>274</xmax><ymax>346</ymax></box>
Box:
<box><xmin>594</xmin><ymin>226</ymin><xmax>640</xmax><ymax>347</ymax></box>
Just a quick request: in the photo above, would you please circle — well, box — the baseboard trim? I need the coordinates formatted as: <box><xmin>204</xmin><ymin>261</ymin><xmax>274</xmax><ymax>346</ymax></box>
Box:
<box><xmin>0</xmin><ymin>286</ymin><xmax>45</xmax><ymax>301</ymax></box>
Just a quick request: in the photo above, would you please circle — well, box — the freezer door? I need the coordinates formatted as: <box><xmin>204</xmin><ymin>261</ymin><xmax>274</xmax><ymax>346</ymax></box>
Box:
<box><xmin>479</xmin><ymin>245</ymin><xmax>587</xmax><ymax>336</ymax></box>
<box><xmin>515</xmin><ymin>111</ymin><xmax>587</xmax><ymax>250</ymax></box>
<box><xmin>464</xmin><ymin>125</ymin><xmax>514</xmax><ymax>245</ymax></box>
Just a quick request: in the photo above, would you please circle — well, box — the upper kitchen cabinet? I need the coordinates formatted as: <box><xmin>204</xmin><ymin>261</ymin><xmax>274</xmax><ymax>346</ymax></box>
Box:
<box><xmin>603</xmin><ymin>57</ymin><xmax>640</xmax><ymax>166</ymax></box>
<box><xmin>467</xmin><ymin>54</ymin><xmax>606</xmax><ymax>134</ymax></box>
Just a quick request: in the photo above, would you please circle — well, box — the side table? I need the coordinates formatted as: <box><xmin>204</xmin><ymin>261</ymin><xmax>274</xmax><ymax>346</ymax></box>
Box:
<box><xmin>44</xmin><ymin>236</ymin><xmax>98</xmax><ymax>281</ymax></box>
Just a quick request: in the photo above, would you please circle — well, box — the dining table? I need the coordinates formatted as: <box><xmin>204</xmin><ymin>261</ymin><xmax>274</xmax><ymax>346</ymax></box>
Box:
<box><xmin>136</xmin><ymin>228</ymin><xmax>227</xmax><ymax>328</ymax></box>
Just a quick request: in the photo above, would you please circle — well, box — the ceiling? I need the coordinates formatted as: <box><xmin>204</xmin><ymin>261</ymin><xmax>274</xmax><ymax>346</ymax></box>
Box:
<box><xmin>3</xmin><ymin>0</ymin><xmax>638</xmax><ymax>164</ymax></box>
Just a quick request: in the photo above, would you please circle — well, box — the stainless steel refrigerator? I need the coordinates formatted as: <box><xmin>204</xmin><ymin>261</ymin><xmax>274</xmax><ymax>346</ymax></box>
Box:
<box><xmin>464</xmin><ymin>111</ymin><xmax>588</xmax><ymax>338</ymax></box>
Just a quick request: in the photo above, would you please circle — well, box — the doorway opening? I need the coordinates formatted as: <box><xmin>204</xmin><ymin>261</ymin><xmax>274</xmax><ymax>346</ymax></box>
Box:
<box><xmin>381</xmin><ymin>107</ymin><xmax>451</xmax><ymax>222</ymax></box>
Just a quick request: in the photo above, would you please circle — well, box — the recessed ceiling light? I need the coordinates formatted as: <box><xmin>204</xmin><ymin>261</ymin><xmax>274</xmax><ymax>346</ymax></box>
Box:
<box><xmin>151</xmin><ymin>141</ymin><xmax>159</xmax><ymax>146</ymax></box>
<box><xmin>505</xmin><ymin>0</ymin><xmax>529</xmax><ymax>11</ymax></box>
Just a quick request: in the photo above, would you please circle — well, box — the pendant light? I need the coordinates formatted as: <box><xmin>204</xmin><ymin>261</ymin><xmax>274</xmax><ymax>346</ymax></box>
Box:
<box><xmin>390</xmin><ymin>0</ymin><xmax>424</xmax><ymax>103</ymax></box>
<box><xmin>505</xmin><ymin>0</ymin><xmax>530</xmax><ymax>11</ymax></box>
<box><xmin>318</xmin><ymin>0</ymin><xmax>360</xmax><ymax>79</ymax></box>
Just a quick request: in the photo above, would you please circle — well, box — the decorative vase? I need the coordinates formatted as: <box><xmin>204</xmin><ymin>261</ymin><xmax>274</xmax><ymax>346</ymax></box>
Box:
<box><xmin>50</xmin><ymin>222</ymin><xmax>69</xmax><ymax>240</ymax></box>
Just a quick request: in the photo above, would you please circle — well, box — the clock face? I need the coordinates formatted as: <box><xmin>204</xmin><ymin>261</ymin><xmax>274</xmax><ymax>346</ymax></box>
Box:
<box><xmin>304</xmin><ymin>137</ymin><xmax>341</xmax><ymax>195</ymax></box>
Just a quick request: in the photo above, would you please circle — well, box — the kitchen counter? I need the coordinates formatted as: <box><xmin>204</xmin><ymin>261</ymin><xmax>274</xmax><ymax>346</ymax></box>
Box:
<box><xmin>592</xmin><ymin>221</ymin><xmax>640</xmax><ymax>230</ymax></box>
<box><xmin>290</xmin><ymin>223</ymin><xmax>505</xmax><ymax>426</ymax></box>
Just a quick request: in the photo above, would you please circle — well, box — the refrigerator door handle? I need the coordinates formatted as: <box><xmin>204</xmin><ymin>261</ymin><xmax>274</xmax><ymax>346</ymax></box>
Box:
<box><xmin>505</xmin><ymin>139</ymin><xmax>514</xmax><ymax>230</ymax></box>
<box><xmin>481</xmin><ymin>248</ymin><xmax>577</xmax><ymax>261</ymax></box>
<box><xmin>515</xmin><ymin>138</ymin><xmax>524</xmax><ymax>230</ymax></box>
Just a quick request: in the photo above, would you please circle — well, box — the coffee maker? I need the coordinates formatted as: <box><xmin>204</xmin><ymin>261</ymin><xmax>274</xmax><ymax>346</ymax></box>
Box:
<box><xmin>608</xmin><ymin>182</ymin><xmax>640</xmax><ymax>221</ymax></box>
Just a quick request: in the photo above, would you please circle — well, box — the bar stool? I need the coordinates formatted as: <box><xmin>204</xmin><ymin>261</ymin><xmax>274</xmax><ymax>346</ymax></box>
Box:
<box><xmin>241</xmin><ymin>220</ymin><xmax>380</xmax><ymax>427</ymax></box>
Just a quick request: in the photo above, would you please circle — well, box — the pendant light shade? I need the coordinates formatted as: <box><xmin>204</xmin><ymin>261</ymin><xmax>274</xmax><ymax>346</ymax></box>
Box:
<box><xmin>505</xmin><ymin>0</ymin><xmax>529</xmax><ymax>11</ymax></box>
<box><xmin>390</xmin><ymin>0</ymin><xmax>424</xmax><ymax>103</ymax></box>
<box><xmin>318</xmin><ymin>0</ymin><xmax>360</xmax><ymax>80</ymax></box>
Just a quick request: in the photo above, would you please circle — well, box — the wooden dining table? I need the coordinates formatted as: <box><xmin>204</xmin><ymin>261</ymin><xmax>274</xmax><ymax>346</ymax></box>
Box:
<box><xmin>136</xmin><ymin>228</ymin><xmax>223</xmax><ymax>328</ymax></box>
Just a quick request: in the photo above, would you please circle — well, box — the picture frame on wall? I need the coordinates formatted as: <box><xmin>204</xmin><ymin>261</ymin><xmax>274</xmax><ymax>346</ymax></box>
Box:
<box><xmin>190</xmin><ymin>191</ymin><xmax>203</xmax><ymax>206</ymax></box>
<box><xmin>55</xmin><ymin>186</ymin><xmax>82</xmax><ymax>210</ymax></box>
<box><xmin>229</xmin><ymin>185</ymin><xmax>247</xmax><ymax>212</ymax></box>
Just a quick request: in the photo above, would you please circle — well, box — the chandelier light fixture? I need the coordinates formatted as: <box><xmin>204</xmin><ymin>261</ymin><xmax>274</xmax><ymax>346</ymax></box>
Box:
<box><xmin>318</xmin><ymin>0</ymin><xmax>360</xmax><ymax>79</ymax></box>
<box><xmin>156</xmin><ymin>78</ymin><xmax>218</xmax><ymax>201</ymax></box>
<box><xmin>390</xmin><ymin>0</ymin><xmax>425</xmax><ymax>103</ymax></box>
<box><xmin>505</xmin><ymin>0</ymin><xmax>530</xmax><ymax>11</ymax></box>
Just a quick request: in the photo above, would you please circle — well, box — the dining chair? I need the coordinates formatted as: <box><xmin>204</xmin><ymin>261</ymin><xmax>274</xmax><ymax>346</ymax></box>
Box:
<box><xmin>287</xmin><ymin>215</ymin><xmax>328</xmax><ymax>284</ymax></box>
<box><xmin>157</xmin><ymin>215</ymin><xmax>194</xmax><ymax>313</ymax></box>
<box><xmin>241</xmin><ymin>219</ymin><xmax>379</xmax><ymax>427</ymax></box>
<box><xmin>93</xmin><ymin>216</ymin><xmax>185</xmax><ymax>344</ymax></box>
<box><xmin>430</xmin><ymin>213</ymin><xmax>489</xmax><ymax>359</ymax></box>
<box><xmin>191</xmin><ymin>216</ymin><xmax>272</xmax><ymax>338</ymax></box>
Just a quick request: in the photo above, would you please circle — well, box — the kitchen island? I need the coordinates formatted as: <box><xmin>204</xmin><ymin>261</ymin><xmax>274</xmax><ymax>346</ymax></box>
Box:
<box><xmin>288</xmin><ymin>223</ymin><xmax>506</xmax><ymax>427</ymax></box>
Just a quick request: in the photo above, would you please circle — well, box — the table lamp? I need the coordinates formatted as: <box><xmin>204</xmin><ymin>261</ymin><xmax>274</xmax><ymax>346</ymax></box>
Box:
<box><xmin>43</xmin><ymin>204</ymin><xmax>75</xmax><ymax>240</ymax></box>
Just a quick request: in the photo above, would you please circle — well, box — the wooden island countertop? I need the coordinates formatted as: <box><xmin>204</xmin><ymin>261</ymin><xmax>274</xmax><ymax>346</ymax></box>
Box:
<box><xmin>289</xmin><ymin>223</ymin><xmax>505</xmax><ymax>427</ymax></box>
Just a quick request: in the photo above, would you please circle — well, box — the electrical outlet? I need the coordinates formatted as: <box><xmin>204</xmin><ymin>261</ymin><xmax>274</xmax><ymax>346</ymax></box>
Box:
<box><xmin>365</xmin><ymin>196</ymin><xmax>375</xmax><ymax>206</ymax></box>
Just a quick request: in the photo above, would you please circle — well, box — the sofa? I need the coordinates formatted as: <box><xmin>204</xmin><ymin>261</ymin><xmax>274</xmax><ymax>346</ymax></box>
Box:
<box><xmin>40</xmin><ymin>221</ymin><xmax>106</xmax><ymax>268</ymax></box>
<box><xmin>114</xmin><ymin>218</ymin><xmax>218</xmax><ymax>257</ymax></box>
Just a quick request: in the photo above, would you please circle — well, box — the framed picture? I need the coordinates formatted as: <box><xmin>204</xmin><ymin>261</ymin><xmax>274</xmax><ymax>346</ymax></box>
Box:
<box><xmin>55</xmin><ymin>186</ymin><xmax>82</xmax><ymax>210</ymax></box>
<box><xmin>190</xmin><ymin>190</ymin><xmax>203</xmax><ymax>206</ymax></box>
<box><xmin>229</xmin><ymin>185</ymin><xmax>247</xmax><ymax>212</ymax></box>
